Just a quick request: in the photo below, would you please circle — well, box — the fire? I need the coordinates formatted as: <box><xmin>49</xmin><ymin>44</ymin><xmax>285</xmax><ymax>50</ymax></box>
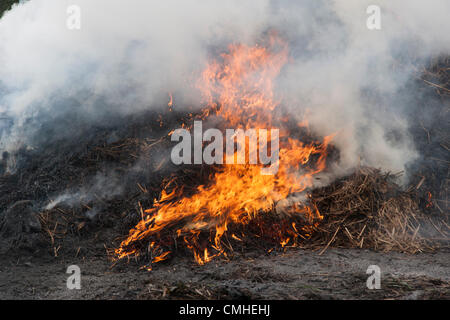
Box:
<box><xmin>168</xmin><ymin>92</ymin><xmax>173</xmax><ymax>111</ymax></box>
<box><xmin>115</xmin><ymin>36</ymin><xmax>333</xmax><ymax>267</ymax></box>
<box><xmin>426</xmin><ymin>192</ymin><xmax>433</xmax><ymax>208</ymax></box>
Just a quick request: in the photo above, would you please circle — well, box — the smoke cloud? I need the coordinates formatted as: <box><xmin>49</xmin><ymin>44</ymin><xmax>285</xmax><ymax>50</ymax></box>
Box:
<box><xmin>1</xmin><ymin>0</ymin><xmax>449</xmax><ymax>181</ymax></box>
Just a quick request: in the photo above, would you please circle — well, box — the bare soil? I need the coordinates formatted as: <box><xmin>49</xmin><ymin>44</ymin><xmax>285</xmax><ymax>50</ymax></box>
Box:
<box><xmin>1</xmin><ymin>247</ymin><xmax>448</xmax><ymax>300</ymax></box>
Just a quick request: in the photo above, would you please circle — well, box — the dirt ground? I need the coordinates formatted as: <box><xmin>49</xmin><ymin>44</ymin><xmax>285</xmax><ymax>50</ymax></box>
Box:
<box><xmin>1</xmin><ymin>246</ymin><xmax>448</xmax><ymax>300</ymax></box>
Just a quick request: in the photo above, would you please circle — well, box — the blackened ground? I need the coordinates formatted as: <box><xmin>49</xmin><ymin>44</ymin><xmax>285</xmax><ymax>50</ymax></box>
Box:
<box><xmin>0</xmin><ymin>247</ymin><xmax>448</xmax><ymax>300</ymax></box>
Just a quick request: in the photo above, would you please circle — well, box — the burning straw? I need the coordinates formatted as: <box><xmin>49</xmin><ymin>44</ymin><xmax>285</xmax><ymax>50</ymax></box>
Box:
<box><xmin>114</xmin><ymin>165</ymin><xmax>443</xmax><ymax>269</ymax></box>
<box><xmin>112</xmin><ymin>37</ymin><xmax>448</xmax><ymax>269</ymax></box>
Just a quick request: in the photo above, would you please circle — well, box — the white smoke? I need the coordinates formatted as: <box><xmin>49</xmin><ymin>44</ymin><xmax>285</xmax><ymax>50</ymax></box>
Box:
<box><xmin>1</xmin><ymin>0</ymin><xmax>449</xmax><ymax>181</ymax></box>
<box><xmin>44</xmin><ymin>171</ymin><xmax>124</xmax><ymax>212</ymax></box>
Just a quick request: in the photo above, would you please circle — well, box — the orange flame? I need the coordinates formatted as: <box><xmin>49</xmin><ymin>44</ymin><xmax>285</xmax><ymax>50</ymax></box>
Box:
<box><xmin>168</xmin><ymin>92</ymin><xmax>173</xmax><ymax>111</ymax></box>
<box><xmin>426</xmin><ymin>192</ymin><xmax>433</xmax><ymax>208</ymax></box>
<box><xmin>115</xmin><ymin>36</ymin><xmax>333</xmax><ymax>266</ymax></box>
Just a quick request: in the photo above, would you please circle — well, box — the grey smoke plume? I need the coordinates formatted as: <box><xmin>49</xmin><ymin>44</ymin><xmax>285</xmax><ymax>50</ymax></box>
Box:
<box><xmin>0</xmin><ymin>0</ymin><xmax>449</xmax><ymax>180</ymax></box>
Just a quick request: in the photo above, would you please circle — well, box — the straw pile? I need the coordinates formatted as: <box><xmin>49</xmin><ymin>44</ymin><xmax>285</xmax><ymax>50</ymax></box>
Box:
<box><xmin>309</xmin><ymin>167</ymin><xmax>447</xmax><ymax>254</ymax></box>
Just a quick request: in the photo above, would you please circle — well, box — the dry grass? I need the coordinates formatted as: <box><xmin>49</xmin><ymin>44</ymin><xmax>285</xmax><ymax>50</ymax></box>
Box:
<box><xmin>310</xmin><ymin>167</ymin><xmax>448</xmax><ymax>253</ymax></box>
